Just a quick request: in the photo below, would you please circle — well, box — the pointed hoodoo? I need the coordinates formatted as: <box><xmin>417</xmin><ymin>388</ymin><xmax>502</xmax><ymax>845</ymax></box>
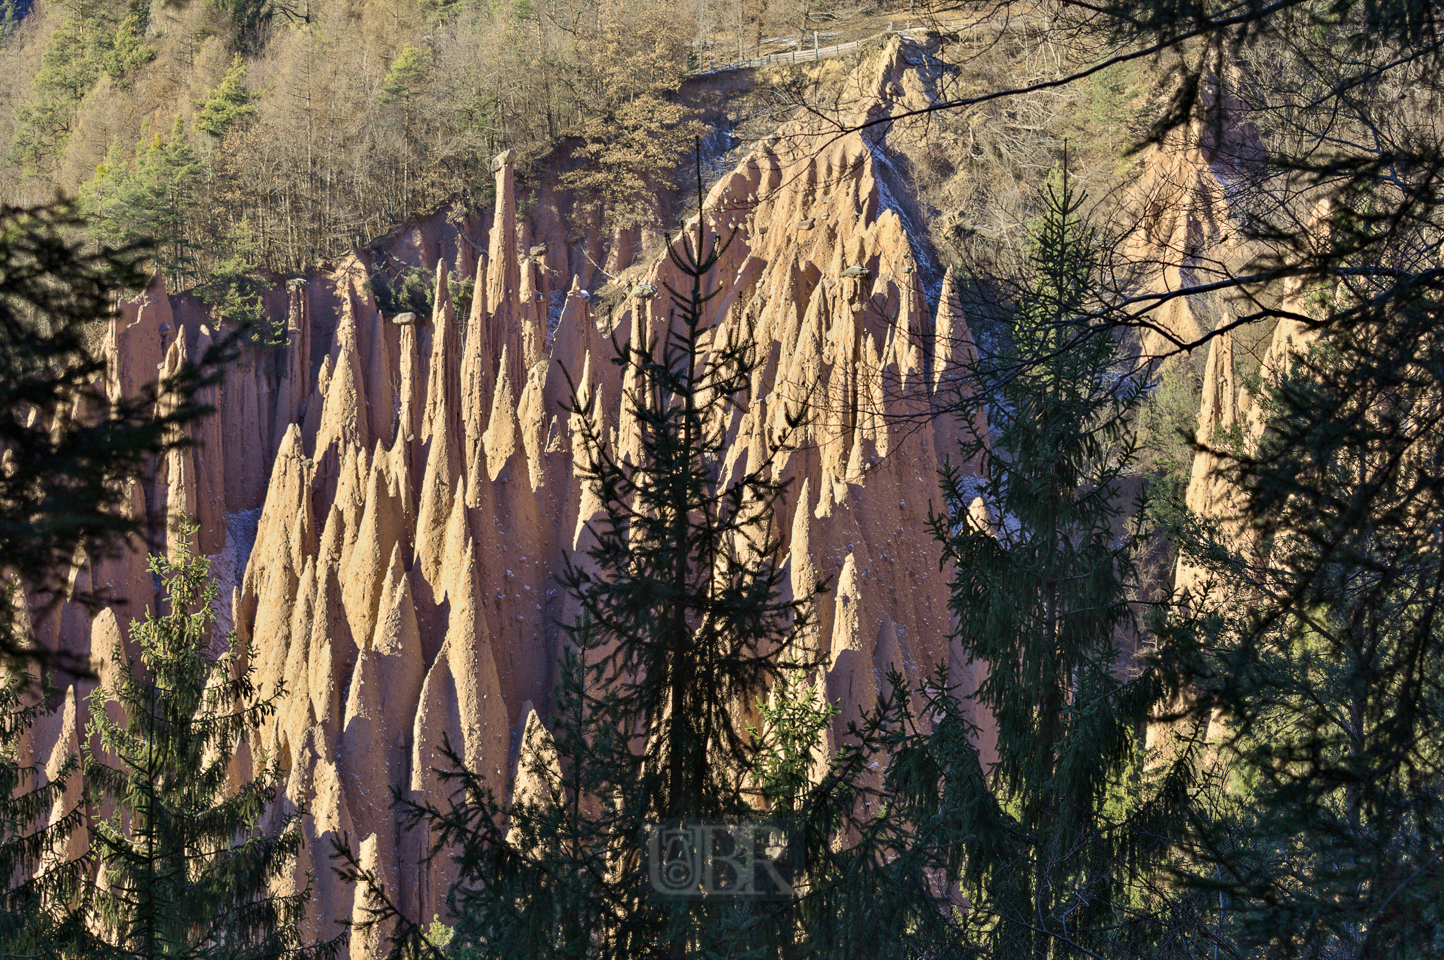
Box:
<box><xmin>414</xmin><ymin>419</ymin><xmax>460</xmax><ymax>592</ymax></box>
<box><xmin>415</xmin><ymin>313</ymin><xmax>464</xmax><ymax>593</ymax></box>
<box><xmin>157</xmin><ymin>334</ymin><xmax>226</xmax><ymax>556</ymax></box>
<box><xmin>546</xmin><ymin>276</ymin><xmax>597</xmax><ymax>418</ymax></box>
<box><xmin>422</xmin><ymin>265</ymin><xmax>461</xmax><ymax>447</ymax></box>
<box><xmin>1185</xmin><ymin>329</ymin><xmax>1237</xmax><ymax>518</ymax></box>
<box><xmin>349</xmin><ymin>277</ymin><xmax>393</xmax><ymax>446</ymax></box>
<box><xmin>395</xmin><ymin>319</ymin><xmax>423</xmax><ymax>479</ymax></box>
<box><xmin>408</xmin><ymin>539</ymin><xmax>510</xmax><ymax>917</ymax></box>
<box><xmin>370</xmin><ymin>544</ymin><xmax>428</xmax><ymax>755</ymax></box>
<box><xmin>189</xmin><ymin>326</ymin><xmax>229</xmax><ymax>553</ymax></box>
<box><xmin>788</xmin><ymin>478</ymin><xmax>822</xmax><ymax>658</ymax></box>
<box><xmin>106</xmin><ymin>267</ymin><xmax>168</xmax><ymax>402</ymax></box>
<box><xmin>486</xmin><ymin>150</ymin><xmax>522</xmax><ymax>362</ymax></box>
<box><xmin>872</xmin><ymin>616</ymin><xmax>910</xmax><ymax>687</ymax></box>
<box><xmin>829</xmin><ymin>551</ymin><xmax>867</xmax><ymax>661</ymax></box>
<box><xmin>437</xmin><ymin>487</ymin><xmax>473</xmax><ymax>604</ymax></box>
<box><xmin>412</xmin><ymin>541</ymin><xmax>508</xmax><ymax>791</ymax></box>
<box><xmin>244</xmin><ymin>425</ymin><xmax>314</xmax><ymax>592</ymax></box>
<box><xmin>517</xmin><ymin>245</ymin><xmax>546</xmax><ymax>372</ymax></box>
<box><xmin>88</xmin><ymin>479</ymin><xmax>154</xmax><ymax>634</ymax></box>
<box><xmin>313</xmin><ymin>341</ymin><xmax>371</xmax><ymax>468</ymax></box>
<box><xmin>42</xmin><ymin>688</ymin><xmax>87</xmax><ymax>865</ymax></box>
<box><xmin>931</xmin><ymin>266</ymin><xmax>986</xmax><ymax>471</ymax></box>
<box><xmin>347</xmin><ymin>834</ymin><xmax>394</xmax><ymax>960</ymax></box>
<box><xmin>517</xmin><ymin>360</ymin><xmax>549</xmax><ymax>492</ymax></box>
<box><xmin>279</xmin><ymin>557</ymin><xmax>320</xmax><ymax>753</ymax></box>
<box><xmin>340</xmin><ymin>447</ymin><xmax>409</xmax><ymax>649</ymax></box>
<box><xmin>340</xmin><ymin>646</ymin><xmax>396</xmax><ymax>895</ymax></box>
<box><xmin>827</xmin><ymin>551</ymin><xmax>878</xmax><ymax>733</ymax></box>
<box><xmin>482</xmin><ymin>344</ymin><xmax>522</xmax><ymax>484</ymax></box>
<box><xmin>461</xmin><ymin>253</ymin><xmax>494</xmax><ymax>486</ymax></box>
<box><xmin>308</xmin><ymin>556</ymin><xmax>355</xmax><ymax>739</ymax></box>
<box><xmin>273</xmin><ymin>280</ymin><xmax>310</xmax><ymax>446</ymax></box>
<box><xmin>87</xmin><ymin>610</ymin><xmax>132</xmax><ymax>768</ymax></box>
<box><xmin>301</xmin><ymin>741</ymin><xmax>358</xmax><ymax>940</ymax></box>
<box><xmin>506</xmin><ymin>705</ymin><xmax>562</xmax><ymax>847</ymax></box>
<box><xmin>239</xmin><ymin>425</ymin><xmax>317</xmax><ymax>710</ymax></box>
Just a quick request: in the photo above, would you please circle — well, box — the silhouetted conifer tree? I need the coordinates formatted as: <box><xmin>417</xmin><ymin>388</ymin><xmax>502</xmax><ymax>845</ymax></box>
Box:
<box><xmin>343</xmin><ymin>157</ymin><xmax>826</xmax><ymax>960</ymax></box>
<box><xmin>0</xmin><ymin>200</ymin><xmax>218</xmax><ymax>674</ymax></box>
<box><xmin>1168</xmin><ymin>221</ymin><xmax>1444</xmax><ymax>960</ymax></box>
<box><xmin>81</xmin><ymin>524</ymin><xmax>341</xmax><ymax>960</ymax></box>
<box><xmin>923</xmin><ymin>164</ymin><xmax>1205</xmax><ymax>960</ymax></box>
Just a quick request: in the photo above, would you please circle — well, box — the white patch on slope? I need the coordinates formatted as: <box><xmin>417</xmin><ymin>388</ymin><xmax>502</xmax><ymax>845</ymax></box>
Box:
<box><xmin>209</xmin><ymin>508</ymin><xmax>262</xmax><ymax>642</ymax></box>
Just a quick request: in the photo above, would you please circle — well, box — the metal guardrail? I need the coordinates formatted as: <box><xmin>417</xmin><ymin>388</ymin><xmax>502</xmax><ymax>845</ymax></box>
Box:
<box><xmin>692</xmin><ymin>17</ymin><xmax>990</xmax><ymax>74</ymax></box>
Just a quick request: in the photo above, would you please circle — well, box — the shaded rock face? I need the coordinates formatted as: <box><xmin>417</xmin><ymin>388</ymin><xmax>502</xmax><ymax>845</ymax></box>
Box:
<box><xmin>1173</xmin><ymin>198</ymin><xmax>1333</xmax><ymax>602</ymax></box>
<box><xmin>20</xmin><ymin>40</ymin><xmax>990</xmax><ymax>944</ymax></box>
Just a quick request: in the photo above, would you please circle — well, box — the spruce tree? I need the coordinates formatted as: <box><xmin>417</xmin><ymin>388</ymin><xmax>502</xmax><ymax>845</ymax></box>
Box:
<box><xmin>195</xmin><ymin>56</ymin><xmax>258</xmax><ymax>141</ymax></box>
<box><xmin>200</xmin><ymin>218</ymin><xmax>278</xmax><ymax>345</ymax></box>
<box><xmin>82</xmin><ymin>523</ymin><xmax>339</xmax><ymax>960</ymax></box>
<box><xmin>81</xmin><ymin>117</ymin><xmax>201</xmax><ymax>288</ymax></box>
<box><xmin>368</xmin><ymin>180</ymin><xmax>824</xmax><ymax>960</ymax></box>
<box><xmin>924</xmin><ymin>164</ymin><xmax>1203</xmax><ymax>960</ymax></box>
<box><xmin>0</xmin><ymin>200</ymin><xmax>218</xmax><ymax>674</ymax></box>
<box><xmin>0</xmin><ymin>0</ymin><xmax>24</xmax><ymax>43</ymax></box>
<box><xmin>7</xmin><ymin>0</ymin><xmax>152</xmax><ymax>173</ymax></box>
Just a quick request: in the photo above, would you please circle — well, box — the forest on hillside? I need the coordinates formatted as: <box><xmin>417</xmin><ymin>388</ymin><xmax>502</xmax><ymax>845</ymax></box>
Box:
<box><xmin>0</xmin><ymin>0</ymin><xmax>872</xmax><ymax>280</ymax></box>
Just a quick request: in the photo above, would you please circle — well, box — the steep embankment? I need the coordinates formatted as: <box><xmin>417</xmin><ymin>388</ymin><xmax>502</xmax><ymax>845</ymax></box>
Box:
<box><xmin>14</xmin><ymin>26</ymin><xmax>1259</xmax><ymax>945</ymax></box>
<box><xmin>16</xmin><ymin>37</ymin><xmax>1012</xmax><ymax>944</ymax></box>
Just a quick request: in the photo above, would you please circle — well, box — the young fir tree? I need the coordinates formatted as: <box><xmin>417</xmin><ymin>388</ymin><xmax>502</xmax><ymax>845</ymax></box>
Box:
<box><xmin>81</xmin><ymin>523</ymin><xmax>340</xmax><ymax>960</ymax></box>
<box><xmin>200</xmin><ymin>218</ymin><xmax>280</xmax><ymax>346</ymax></box>
<box><xmin>81</xmin><ymin>117</ymin><xmax>201</xmax><ymax>289</ymax></box>
<box><xmin>361</xmin><ymin>173</ymin><xmax>825</xmax><ymax>960</ymax></box>
<box><xmin>7</xmin><ymin>0</ymin><xmax>152</xmax><ymax>174</ymax></box>
<box><xmin>924</xmin><ymin>164</ymin><xmax>1203</xmax><ymax>960</ymax></box>
<box><xmin>195</xmin><ymin>55</ymin><xmax>258</xmax><ymax>141</ymax></box>
<box><xmin>0</xmin><ymin>0</ymin><xmax>25</xmax><ymax>43</ymax></box>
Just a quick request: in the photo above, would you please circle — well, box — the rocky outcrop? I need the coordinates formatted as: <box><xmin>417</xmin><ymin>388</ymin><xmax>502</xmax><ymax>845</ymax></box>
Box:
<box><xmin>1118</xmin><ymin>59</ymin><xmax>1263</xmax><ymax>362</ymax></box>
<box><xmin>1175</xmin><ymin>198</ymin><xmax>1332</xmax><ymax>600</ymax></box>
<box><xmin>20</xmin><ymin>38</ymin><xmax>991</xmax><ymax>948</ymax></box>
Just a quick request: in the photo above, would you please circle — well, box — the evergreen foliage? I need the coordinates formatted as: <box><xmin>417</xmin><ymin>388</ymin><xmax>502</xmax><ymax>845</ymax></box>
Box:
<box><xmin>81</xmin><ymin>523</ymin><xmax>341</xmax><ymax>960</ymax></box>
<box><xmin>101</xmin><ymin>12</ymin><xmax>154</xmax><ymax>88</ymax></box>
<box><xmin>926</xmin><ymin>165</ymin><xmax>1204</xmax><ymax>960</ymax></box>
<box><xmin>1168</xmin><ymin>247</ymin><xmax>1444</xmax><ymax>958</ymax></box>
<box><xmin>772</xmin><ymin>668</ymin><xmax>985</xmax><ymax>959</ymax></box>
<box><xmin>7</xmin><ymin>0</ymin><xmax>153</xmax><ymax>173</ymax></box>
<box><xmin>205</xmin><ymin>0</ymin><xmax>273</xmax><ymax>53</ymax></box>
<box><xmin>379</xmin><ymin>45</ymin><xmax>429</xmax><ymax>106</ymax></box>
<box><xmin>1064</xmin><ymin>0</ymin><xmax>1444</xmax><ymax>949</ymax></box>
<box><xmin>1135</xmin><ymin>357</ymin><xmax>1202</xmax><ymax>523</ymax></box>
<box><xmin>200</xmin><ymin>218</ymin><xmax>280</xmax><ymax>345</ymax></box>
<box><xmin>195</xmin><ymin>55</ymin><xmax>259</xmax><ymax>140</ymax></box>
<box><xmin>9</xmin><ymin>17</ymin><xmax>101</xmax><ymax>173</ymax></box>
<box><xmin>369</xmin><ymin>264</ymin><xmax>434</xmax><ymax>317</ymax></box>
<box><xmin>750</xmin><ymin>667</ymin><xmax>836</xmax><ymax>814</ymax></box>
<box><xmin>0</xmin><ymin>0</ymin><xmax>24</xmax><ymax>39</ymax></box>
<box><xmin>0</xmin><ymin>200</ymin><xmax>218</xmax><ymax>673</ymax></box>
<box><xmin>81</xmin><ymin>117</ymin><xmax>202</xmax><ymax>288</ymax></box>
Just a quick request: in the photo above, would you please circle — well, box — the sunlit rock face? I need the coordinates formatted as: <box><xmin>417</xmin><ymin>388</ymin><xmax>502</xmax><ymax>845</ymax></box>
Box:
<box><xmin>22</xmin><ymin>40</ymin><xmax>995</xmax><ymax>943</ymax></box>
